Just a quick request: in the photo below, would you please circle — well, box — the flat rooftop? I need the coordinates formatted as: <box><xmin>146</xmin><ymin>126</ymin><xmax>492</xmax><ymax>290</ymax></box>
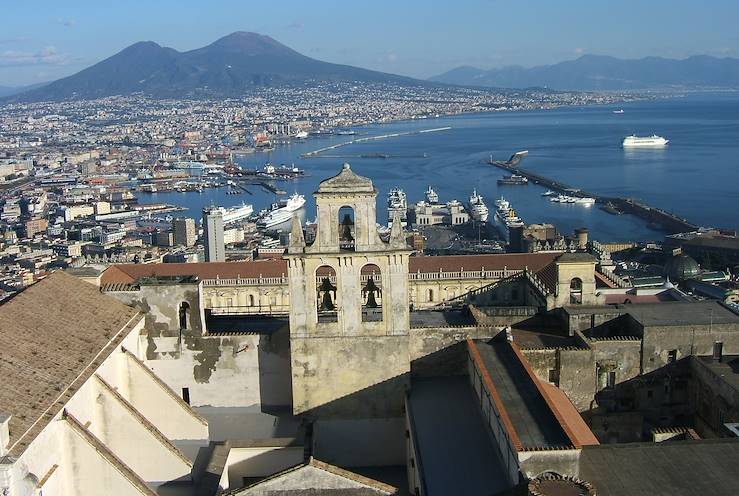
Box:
<box><xmin>205</xmin><ymin>315</ymin><xmax>289</xmax><ymax>334</ymax></box>
<box><xmin>408</xmin><ymin>376</ymin><xmax>510</xmax><ymax>496</ymax></box>
<box><xmin>696</xmin><ymin>355</ymin><xmax>739</xmax><ymax>394</ymax></box>
<box><xmin>626</xmin><ymin>300</ymin><xmax>739</xmax><ymax>327</ymax></box>
<box><xmin>580</xmin><ymin>439</ymin><xmax>739</xmax><ymax>496</ymax></box>
<box><xmin>475</xmin><ymin>340</ymin><xmax>571</xmax><ymax>448</ymax></box>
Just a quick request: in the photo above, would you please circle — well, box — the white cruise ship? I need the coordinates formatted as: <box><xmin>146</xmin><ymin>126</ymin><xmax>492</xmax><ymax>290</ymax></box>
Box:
<box><xmin>425</xmin><ymin>186</ymin><xmax>439</xmax><ymax>204</ymax></box>
<box><xmin>622</xmin><ymin>135</ymin><xmax>669</xmax><ymax>147</ymax></box>
<box><xmin>257</xmin><ymin>193</ymin><xmax>306</xmax><ymax>229</ymax></box>
<box><xmin>220</xmin><ymin>203</ymin><xmax>254</xmax><ymax>225</ymax></box>
<box><xmin>468</xmin><ymin>189</ymin><xmax>489</xmax><ymax>222</ymax></box>
<box><xmin>387</xmin><ymin>188</ymin><xmax>408</xmax><ymax>225</ymax></box>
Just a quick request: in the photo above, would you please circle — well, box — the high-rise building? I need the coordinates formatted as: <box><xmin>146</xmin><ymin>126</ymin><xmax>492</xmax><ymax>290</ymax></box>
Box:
<box><xmin>202</xmin><ymin>207</ymin><xmax>225</xmax><ymax>262</ymax></box>
<box><xmin>173</xmin><ymin>217</ymin><xmax>197</xmax><ymax>247</ymax></box>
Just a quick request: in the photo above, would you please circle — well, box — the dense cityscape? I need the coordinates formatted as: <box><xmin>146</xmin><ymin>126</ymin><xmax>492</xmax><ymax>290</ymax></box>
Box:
<box><xmin>2</xmin><ymin>4</ymin><xmax>739</xmax><ymax>496</ymax></box>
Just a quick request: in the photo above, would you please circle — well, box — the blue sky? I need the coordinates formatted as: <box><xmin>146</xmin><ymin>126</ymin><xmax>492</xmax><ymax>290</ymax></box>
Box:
<box><xmin>1</xmin><ymin>0</ymin><xmax>738</xmax><ymax>86</ymax></box>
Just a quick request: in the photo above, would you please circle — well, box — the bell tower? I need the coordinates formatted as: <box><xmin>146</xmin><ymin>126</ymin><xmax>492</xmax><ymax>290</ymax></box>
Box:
<box><xmin>285</xmin><ymin>163</ymin><xmax>412</xmax><ymax>418</ymax></box>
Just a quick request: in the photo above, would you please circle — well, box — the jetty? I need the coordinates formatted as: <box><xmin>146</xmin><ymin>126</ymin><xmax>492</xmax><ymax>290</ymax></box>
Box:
<box><xmin>487</xmin><ymin>154</ymin><xmax>698</xmax><ymax>234</ymax></box>
<box><xmin>301</xmin><ymin>127</ymin><xmax>451</xmax><ymax>158</ymax></box>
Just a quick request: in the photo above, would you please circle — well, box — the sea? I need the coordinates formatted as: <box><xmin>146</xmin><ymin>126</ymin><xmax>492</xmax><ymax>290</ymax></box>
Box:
<box><xmin>139</xmin><ymin>92</ymin><xmax>739</xmax><ymax>243</ymax></box>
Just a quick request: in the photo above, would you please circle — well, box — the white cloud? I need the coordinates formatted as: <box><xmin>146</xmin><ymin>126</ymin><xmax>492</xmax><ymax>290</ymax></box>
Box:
<box><xmin>0</xmin><ymin>46</ymin><xmax>71</xmax><ymax>67</ymax></box>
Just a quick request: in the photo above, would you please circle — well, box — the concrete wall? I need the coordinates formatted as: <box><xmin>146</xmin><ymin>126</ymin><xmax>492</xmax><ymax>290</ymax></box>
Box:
<box><xmin>313</xmin><ymin>418</ymin><xmax>406</xmax><ymax>467</ymax></box>
<box><xmin>219</xmin><ymin>446</ymin><xmax>304</xmax><ymax>491</ymax></box>
<box><xmin>517</xmin><ymin>449</ymin><xmax>581</xmax><ymax>479</ymax></box>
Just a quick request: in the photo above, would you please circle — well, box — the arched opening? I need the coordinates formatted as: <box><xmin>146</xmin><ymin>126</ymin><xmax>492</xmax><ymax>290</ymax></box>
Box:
<box><xmin>179</xmin><ymin>302</ymin><xmax>190</xmax><ymax>330</ymax></box>
<box><xmin>316</xmin><ymin>265</ymin><xmax>338</xmax><ymax>323</ymax></box>
<box><xmin>361</xmin><ymin>264</ymin><xmax>382</xmax><ymax>322</ymax></box>
<box><xmin>338</xmin><ymin>206</ymin><xmax>355</xmax><ymax>251</ymax></box>
<box><xmin>569</xmin><ymin>277</ymin><xmax>583</xmax><ymax>304</ymax></box>
<box><xmin>427</xmin><ymin>288</ymin><xmax>434</xmax><ymax>302</ymax></box>
<box><xmin>248</xmin><ymin>294</ymin><xmax>256</xmax><ymax>307</ymax></box>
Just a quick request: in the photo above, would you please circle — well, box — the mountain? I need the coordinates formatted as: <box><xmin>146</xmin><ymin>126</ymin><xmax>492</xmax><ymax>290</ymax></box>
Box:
<box><xmin>430</xmin><ymin>55</ymin><xmax>739</xmax><ymax>90</ymax></box>
<box><xmin>0</xmin><ymin>82</ymin><xmax>48</xmax><ymax>98</ymax></box>
<box><xmin>11</xmin><ymin>32</ymin><xmax>421</xmax><ymax>101</ymax></box>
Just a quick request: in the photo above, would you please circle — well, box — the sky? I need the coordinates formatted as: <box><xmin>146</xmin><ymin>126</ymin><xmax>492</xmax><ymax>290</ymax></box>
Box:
<box><xmin>1</xmin><ymin>0</ymin><xmax>739</xmax><ymax>86</ymax></box>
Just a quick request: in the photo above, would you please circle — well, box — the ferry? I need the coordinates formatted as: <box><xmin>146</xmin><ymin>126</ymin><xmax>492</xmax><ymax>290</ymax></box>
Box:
<box><xmin>425</xmin><ymin>186</ymin><xmax>439</xmax><ymax>204</ymax></box>
<box><xmin>387</xmin><ymin>188</ymin><xmax>408</xmax><ymax>225</ymax></box>
<box><xmin>497</xmin><ymin>174</ymin><xmax>529</xmax><ymax>185</ymax></box>
<box><xmin>622</xmin><ymin>135</ymin><xmax>669</xmax><ymax>147</ymax></box>
<box><xmin>468</xmin><ymin>189</ymin><xmax>489</xmax><ymax>222</ymax></box>
<box><xmin>257</xmin><ymin>193</ymin><xmax>306</xmax><ymax>229</ymax></box>
<box><xmin>220</xmin><ymin>202</ymin><xmax>254</xmax><ymax>225</ymax></box>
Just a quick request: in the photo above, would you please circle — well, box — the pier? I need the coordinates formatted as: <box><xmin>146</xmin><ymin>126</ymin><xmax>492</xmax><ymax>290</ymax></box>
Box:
<box><xmin>487</xmin><ymin>156</ymin><xmax>698</xmax><ymax>234</ymax></box>
<box><xmin>301</xmin><ymin>126</ymin><xmax>451</xmax><ymax>158</ymax></box>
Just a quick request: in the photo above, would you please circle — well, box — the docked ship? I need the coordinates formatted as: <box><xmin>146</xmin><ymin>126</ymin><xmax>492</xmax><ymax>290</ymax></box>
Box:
<box><xmin>468</xmin><ymin>189</ymin><xmax>489</xmax><ymax>222</ymax></box>
<box><xmin>622</xmin><ymin>135</ymin><xmax>669</xmax><ymax>147</ymax></box>
<box><xmin>220</xmin><ymin>202</ymin><xmax>254</xmax><ymax>225</ymax></box>
<box><xmin>294</xmin><ymin>131</ymin><xmax>309</xmax><ymax>139</ymax></box>
<box><xmin>257</xmin><ymin>193</ymin><xmax>306</xmax><ymax>229</ymax></box>
<box><xmin>497</xmin><ymin>174</ymin><xmax>529</xmax><ymax>185</ymax></box>
<box><xmin>387</xmin><ymin>188</ymin><xmax>408</xmax><ymax>226</ymax></box>
<box><xmin>425</xmin><ymin>186</ymin><xmax>439</xmax><ymax>204</ymax></box>
<box><xmin>258</xmin><ymin>163</ymin><xmax>305</xmax><ymax>179</ymax></box>
<box><xmin>493</xmin><ymin>196</ymin><xmax>524</xmax><ymax>241</ymax></box>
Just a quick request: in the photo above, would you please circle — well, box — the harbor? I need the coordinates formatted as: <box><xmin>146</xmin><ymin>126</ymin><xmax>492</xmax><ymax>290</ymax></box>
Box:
<box><xmin>486</xmin><ymin>153</ymin><xmax>698</xmax><ymax>234</ymax></box>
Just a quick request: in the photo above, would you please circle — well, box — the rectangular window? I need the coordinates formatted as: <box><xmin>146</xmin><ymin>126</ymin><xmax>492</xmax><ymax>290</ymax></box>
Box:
<box><xmin>182</xmin><ymin>387</ymin><xmax>190</xmax><ymax>405</ymax></box>
<box><xmin>548</xmin><ymin>368</ymin><xmax>559</xmax><ymax>385</ymax></box>
<box><xmin>668</xmin><ymin>349</ymin><xmax>678</xmax><ymax>363</ymax></box>
<box><xmin>607</xmin><ymin>371</ymin><xmax>616</xmax><ymax>388</ymax></box>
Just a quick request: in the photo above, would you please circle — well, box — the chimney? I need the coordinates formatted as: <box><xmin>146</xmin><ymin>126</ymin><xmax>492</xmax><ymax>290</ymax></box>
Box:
<box><xmin>0</xmin><ymin>413</ymin><xmax>10</xmax><ymax>457</ymax></box>
<box><xmin>713</xmin><ymin>341</ymin><xmax>724</xmax><ymax>362</ymax></box>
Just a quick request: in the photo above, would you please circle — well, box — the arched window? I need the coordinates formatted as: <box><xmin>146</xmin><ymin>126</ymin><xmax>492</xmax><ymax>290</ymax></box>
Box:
<box><xmin>361</xmin><ymin>264</ymin><xmax>382</xmax><ymax>322</ymax></box>
<box><xmin>570</xmin><ymin>278</ymin><xmax>583</xmax><ymax>304</ymax></box>
<box><xmin>316</xmin><ymin>265</ymin><xmax>338</xmax><ymax>323</ymax></box>
<box><xmin>248</xmin><ymin>294</ymin><xmax>255</xmax><ymax>307</ymax></box>
<box><xmin>338</xmin><ymin>206</ymin><xmax>355</xmax><ymax>251</ymax></box>
<box><xmin>179</xmin><ymin>302</ymin><xmax>190</xmax><ymax>330</ymax></box>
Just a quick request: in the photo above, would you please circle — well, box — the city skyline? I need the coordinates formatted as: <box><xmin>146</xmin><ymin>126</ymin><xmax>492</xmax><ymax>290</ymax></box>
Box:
<box><xmin>2</xmin><ymin>0</ymin><xmax>739</xmax><ymax>86</ymax></box>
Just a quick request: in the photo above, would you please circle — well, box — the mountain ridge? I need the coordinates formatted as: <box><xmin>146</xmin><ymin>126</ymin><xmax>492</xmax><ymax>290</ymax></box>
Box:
<box><xmin>10</xmin><ymin>32</ymin><xmax>423</xmax><ymax>102</ymax></box>
<box><xmin>430</xmin><ymin>54</ymin><xmax>739</xmax><ymax>90</ymax></box>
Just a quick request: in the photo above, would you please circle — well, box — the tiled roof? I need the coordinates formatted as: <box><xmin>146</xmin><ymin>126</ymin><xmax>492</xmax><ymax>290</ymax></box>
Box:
<box><xmin>408</xmin><ymin>252</ymin><xmax>561</xmax><ymax>274</ymax></box>
<box><xmin>101</xmin><ymin>260</ymin><xmax>289</xmax><ymax>285</ymax></box>
<box><xmin>101</xmin><ymin>253</ymin><xmax>563</xmax><ymax>285</ymax></box>
<box><xmin>0</xmin><ymin>271</ymin><xmax>142</xmax><ymax>457</ymax></box>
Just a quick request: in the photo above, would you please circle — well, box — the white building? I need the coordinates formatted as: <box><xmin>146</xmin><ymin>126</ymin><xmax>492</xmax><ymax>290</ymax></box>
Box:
<box><xmin>0</xmin><ymin>271</ymin><xmax>209</xmax><ymax>495</ymax></box>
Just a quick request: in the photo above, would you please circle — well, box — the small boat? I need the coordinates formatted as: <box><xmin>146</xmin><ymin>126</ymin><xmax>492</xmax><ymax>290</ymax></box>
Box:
<box><xmin>541</xmin><ymin>190</ymin><xmax>556</xmax><ymax>197</ymax></box>
<box><xmin>613</xmin><ymin>109</ymin><xmax>625</xmax><ymax>114</ymax></box>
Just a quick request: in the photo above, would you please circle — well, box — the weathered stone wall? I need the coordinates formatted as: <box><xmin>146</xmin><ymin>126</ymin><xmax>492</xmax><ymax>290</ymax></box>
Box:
<box><xmin>409</xmin><ymin>325</ymin><xmax>500</xmax><ymax>377</ymax></box>
<box><xmin>291</xmin><ymin>335</ymin><xmax>410</xmax><ymax>418</ymax></box>
<box><xmin>642</xmin><ymin>322</ymin><xmax>739</xmax><ymax>373</ymax></box>
<box><xmin>689</xmin><ymin>357</ymin><xmax>739</xmax><ymax>436</ymax></box>
<box><xmin>106</xmin><ymin>283</ymin><xmax>292</xmax><ymax>409</ymax></box>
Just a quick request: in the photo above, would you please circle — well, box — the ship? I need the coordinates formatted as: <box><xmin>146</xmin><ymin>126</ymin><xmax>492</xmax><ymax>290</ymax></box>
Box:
<box><xmin>613</xmin><ymin>109</ymin><xmax>625</xmax><ymax>114</ymax></box>
<box><xmin>425</xmin><ymin>186</ymin><xmax>439</xmax><ymax>204</ymax></box>
<box><xmin>336</xmin><ymin>129</ymin><xmax>356</xmax><ymax>136</ymax></box>
<box><xmin>257</xmin><ymin>193</ymin><xmax>306</xmax><ymax>229</ymax></box>
<box><xmin>468</xmin><ymin>189</ymin><xmax>489</xmax><ymax>222</ymax></box>
<box><xmin>622</xmin><ymin>135</ymin><xmax>669</xmax><ymax>147</ymax></box>
<box><xmin>497</xmin><ymin>174</ymin><xmax>529</xmax><ymax>185</ymax></box>
<box><xmin>493</xmin><ymin>197</ymin><xmax>524</xmax><ymax>242</ymax></box>
<box><xmin>220</xmin><ymin>202</ymin><xmax>254</xmax><ymax>225</ymax></box>
<box><xmin>258</xmin><ymin>163</ymin><xmax>305</xmax><ymax>179</ymax></box>
<box><xmin>387</xmin><ymin>188</ymin><xmax>408</xmax><ymax>226</ymax></box>
<box><xmin>294</xmin><ymin>131</ymin><xmax>309</xmax><ymax>139</ymax></box>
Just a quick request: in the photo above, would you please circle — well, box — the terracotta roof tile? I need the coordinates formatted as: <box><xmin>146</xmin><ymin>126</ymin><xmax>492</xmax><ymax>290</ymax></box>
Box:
<box><xmin>0</xmin><ymin>271</ymin><xmax>141</xmax><ymax>456</ymax></box>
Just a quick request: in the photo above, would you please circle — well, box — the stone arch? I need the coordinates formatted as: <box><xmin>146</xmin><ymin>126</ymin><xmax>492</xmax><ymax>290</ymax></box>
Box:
<box><xmin>316</xmin><ymin>265</ymin><xmax>338</xmax><ymax>322</ymax></box>
<box><xmin>248</xmin><ymin>294</ymin><xmax>256</xmax><ymax>306</ymax></box>
<box><xmin>361</xmin><ymin>263</ymin><xmax>383</xmax><ymax>322</ymax></box>
<box><xmin>338</xmin><ymin>205</ymin><xmax>356</xmax><ymax>251</ymax></box>
<box><xmin>570</xmin><ymin>277</ymin><xmax>583</xmax><ymax>304</ymax></box>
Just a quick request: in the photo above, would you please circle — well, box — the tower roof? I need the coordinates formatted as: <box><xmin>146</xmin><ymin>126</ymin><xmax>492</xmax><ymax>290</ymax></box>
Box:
<box><xmin>316</xmin><ymin>163</ymin><xmax>375</xmax><ymax>194</ymax></box>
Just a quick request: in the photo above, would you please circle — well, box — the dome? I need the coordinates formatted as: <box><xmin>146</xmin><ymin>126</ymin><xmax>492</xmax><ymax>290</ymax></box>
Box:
<box><xmin>664</xmin><ymin>253</ymin><xmax>700</xmax><ymax>282</ymax></box>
